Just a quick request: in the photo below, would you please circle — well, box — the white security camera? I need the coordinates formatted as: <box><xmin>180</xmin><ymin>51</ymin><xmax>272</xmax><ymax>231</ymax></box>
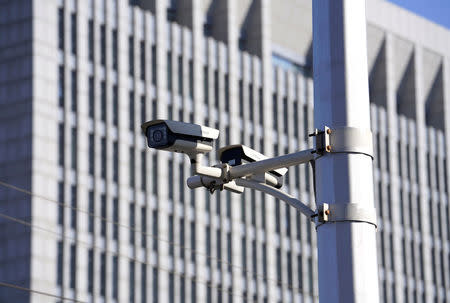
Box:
<box><xmin>218</xmin><ymin>144</ymin><xmax>288</xmax><ymax>188</ymax></box>
<box><xmin>141</xmin><ymin>120</ymin><xmax>219</xmax><ymax>157</ymax></box>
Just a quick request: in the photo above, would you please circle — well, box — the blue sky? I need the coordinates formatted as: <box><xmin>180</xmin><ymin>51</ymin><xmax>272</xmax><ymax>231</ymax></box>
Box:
<box><xmin>387</xmin><ymin>0</ymin><xmax>450</xmax><ymax>29</ymax></box>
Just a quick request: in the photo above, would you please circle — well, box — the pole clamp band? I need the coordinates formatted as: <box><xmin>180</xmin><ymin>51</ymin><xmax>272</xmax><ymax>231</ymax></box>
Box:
<box><xmin>311</xmin><ymin>126</ymin><xmax>374</xmax><ymax>159</ymax></box>
<box><xmin>314</xmin><ymin>203</ymin><xmax>377</xmax><ymax>229</ymax></box>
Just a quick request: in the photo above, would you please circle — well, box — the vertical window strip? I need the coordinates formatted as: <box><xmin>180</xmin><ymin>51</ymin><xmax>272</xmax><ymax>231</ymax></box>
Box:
<box><xmin>129</xmin><ymin>91</ymin><xmax>135</xmax><ymax>131</ymax></box>
<box><xmin>71</xmin><ymin>127</ymin><xmax>77</xmax><ymax>170</ymax></box>
<box><xmin>58</xmin><ymin>8</ymin><xmax>65</xmax><ymax>51</ymax></box>
<box><xmin>88</xmin><ymin>249</ymin><xmax>94</xmax><ymax>293</ymax></box>
<box><xmin>140</xmin><ymin>40</ymin><xmax>146</xmax><ymax>80</ymax></box>
<box><xmin>130</xmin><ymin>261</ymin><xmax>135</xmax><ymax>302</ymax></box>
<box><xmin>141</xmin><ymin>206</ymin><xmax>147</xmax><ymax>247</ymax></box>
<box><xmin>71</xmin><ymin>13</ymin><xmax>77</xmax><ymax>55</ymax></box>
<box><xmin>101</xmin><ymin>137</ymin><xmax>106</xmax><ymax>179</ymax></box>
<box><xmin>151</xmin><ymin>45</ymin><xmax>157</xmax><ymax>85</ymax></box>
<box><xmin>130</xmin><ymin>147</ymin><xmax>135</xmax><ymax>187</ymax></box>
<box><xmin>113</xmin><ymin>255</ymin><xmax>118</xmax><ymax>299</ymax></box>
<box><xmin>100</xmin><ymin>252</ymin><xmax>106</xmax><ymax>297</ymax></box>
<box><xmin>57</xmin><ymin>241</ymin><xmax>63</xmax><ymax>286</ymax></box>
<box><xmin>89</xmin><ymin>76</ymin><xmax>94</xmax><ymax>118</ymax></box>
<box><xmin>113</xmin><ymin>85</ymin><xmax>118</xmax><ymax>126</ymax></box>
<box><xmin>70</xmin><ymin>185</ymin><xmax>77</xmax><ymax>229</ymax></box>
<box><xmin>89</xmin><ymin>20</ymin><xmax>94</xmax><ymax>62</ymax></box>
<box><xmin>129</xmin><ymin>36</ymin><xmax>135</xmax><ymax>76</ymax></box>
<box><xmin>113</xmin><ymin>198</ymin><xmax>119</xmax><ymax>240</ymax></box>
<box><xmin>101</xmin><ymin>81</ymin><xmax>106</xmax><ymax>122</ymax></box>
<box><xmin>167</xmin><ymin>51</ymin><xmax>172</xmax><ymax>92</ymax></box>
<box><xmin>101</xmin><ymin>194</ymin><xmax>106</xmax><ymax>237</ymax></box>
<box><xmin>88</xmin><ymin>191</ymin><xmax>94</xmax><ymax>233</ymax></box>
<box><xmin>59</xmin><ymin>66</ymin><xmax>65</xmax><ymax>108</ymax></box>
<box><xmin>112</xmin><ymin>29</ymin><xmax>118</xmax><ymax>70</ymax></box>
<box><xmin>71</xmin><ymin>70</ymin><xmax>77</xmax><ymax>112</ymax></box>
<box><xmin>100</xmin><ymin>24</ymin><xmax>106</xmax><ymax>66</ymax></box>
<box><xmin>58</xmin><ymin>123</ymin><xmax>65</xmax><ymax>166</ymax></box>
<box><xmin>58</xmin><ymin>182</ymin><xmax>65</xmax><ymax>225</ymax></box>
<box><xmin>70</xmin><ymin>244</ymin><xmax>76</xmax><ymax>289</ymax></box>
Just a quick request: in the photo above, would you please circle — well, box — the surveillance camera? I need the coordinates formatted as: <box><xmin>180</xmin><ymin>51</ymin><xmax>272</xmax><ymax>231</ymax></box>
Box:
<box><xmin>218</xmin><ymin>144</ymin><xmax>288</xmax><ymax>188</ymax></box>
<box><xmin>141</xmin><ymin>120</ymin><xmax>219</xmax><ymax>156</ymax></box>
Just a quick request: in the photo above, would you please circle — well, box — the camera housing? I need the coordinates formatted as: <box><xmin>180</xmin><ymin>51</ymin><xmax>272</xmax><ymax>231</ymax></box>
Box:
<box><xmin>218</xmin><ymin>144</ymin><xmax>288</xmax><ymax>188</ymax></box>
<box><xmin>141</xmin><ymin>120</ymin><xmax>219</xmax><ymax>156</ymax></box>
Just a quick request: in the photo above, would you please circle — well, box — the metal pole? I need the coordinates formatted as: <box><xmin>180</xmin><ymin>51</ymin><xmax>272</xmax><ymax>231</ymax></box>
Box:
<box><xmin>313</xmin><ymin>1</ymin><xmax>379</xmax><ymax>302</ymax></box>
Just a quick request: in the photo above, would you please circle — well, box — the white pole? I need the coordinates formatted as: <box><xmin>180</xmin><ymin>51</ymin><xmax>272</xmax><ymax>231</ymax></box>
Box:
<box><xmin>313</xmin><ymin>1</ymin><xmax>379</xmax><ymax>302</ymax></box>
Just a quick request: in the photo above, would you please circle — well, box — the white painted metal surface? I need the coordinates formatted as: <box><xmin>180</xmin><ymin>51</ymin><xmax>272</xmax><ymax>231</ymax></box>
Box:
<box><xmin>313</xmin><ymin>0</ymin><xmax>380</xmax><ymax>302</ymax></box>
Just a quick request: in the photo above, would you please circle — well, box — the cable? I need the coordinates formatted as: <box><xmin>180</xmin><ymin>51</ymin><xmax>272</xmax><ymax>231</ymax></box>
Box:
<box><xmin>0</xmin><ymin>180</ymin><xmax>318</xmax><ymax>297</ymax></box>
<box><xmin>0</xmin><ymin>281</ymin><xmax>87</xmax><ymax>303</ymax></box>
<box><xmin>0</xmin><ymin>212</ymin><xmax>245</xmax><ymax>300</ymax></box>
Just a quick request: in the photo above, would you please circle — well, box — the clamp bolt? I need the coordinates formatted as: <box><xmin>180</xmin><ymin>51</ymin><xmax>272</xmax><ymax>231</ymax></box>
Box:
<box><xmin>326</xmin><ymin>145</ymin><xmax>331</xmax><ymax>152</ymax></box>
<box><xmin>325</xmin><ymin>209</ymin><xmax>330</xmax><ymax>215</ymax></box>
<box><xmin>326</xmin><ymin>129</ymin><xmax>332</xmax><ymax>134</ymax></box>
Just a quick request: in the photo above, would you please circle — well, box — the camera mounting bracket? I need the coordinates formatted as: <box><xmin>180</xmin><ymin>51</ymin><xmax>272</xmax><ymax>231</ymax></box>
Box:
<box><xmin>314</xmin><ymin>203</ymin><xmax>377</xmax><ymax>229</ymax></box>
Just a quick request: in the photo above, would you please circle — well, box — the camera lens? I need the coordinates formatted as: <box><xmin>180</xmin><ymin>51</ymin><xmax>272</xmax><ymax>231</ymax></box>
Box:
<box><xmin>153</xmin><ymin>130</ymin><xmax>163</xmax><ymax>142</ymax></box>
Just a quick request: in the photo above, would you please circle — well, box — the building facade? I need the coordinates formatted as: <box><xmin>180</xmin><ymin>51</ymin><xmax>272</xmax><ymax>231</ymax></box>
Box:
<box><xmin>0</xmin><ymin>0</ymin><xmax>449</xmax><ymax>302</ymax></box>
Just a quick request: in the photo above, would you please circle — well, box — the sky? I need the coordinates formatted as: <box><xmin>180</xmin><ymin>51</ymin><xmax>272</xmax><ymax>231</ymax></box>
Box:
<box><xmin>387</xmin><ymin>0</ymin><xmax>450</xmax><ymax>29</ymax></box>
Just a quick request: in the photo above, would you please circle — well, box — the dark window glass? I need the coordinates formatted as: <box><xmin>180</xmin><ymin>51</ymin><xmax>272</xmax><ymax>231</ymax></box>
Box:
<box><xmin>188</xmin><ymin>59</ymin><xmax>193</xmax><ymax>98</ymax></box>
<box><xmin>100</xmin><ymin>25</ymin><xmax>106</xmax><ymax>66</ymax></box>
<box><xmin>178</xmin><ymin>56</ymin><xmax>183</xmax><ymax>96</ymax></box>
<box><xmin>130</xmin><ymin>261</ymin><xmax>135</xmax><ymax>302</ymax></box>
<box><xmin>227</xmin><ymin>233</ymin><xmax>232</xmax><ymax>272</ymax></box>
<box><xmin>58</xmin><ymin>8</ymin><xmax>64</xmax><ymax>50</ymax></box>
<box><xmin>276</xmin><ymin>248</ymin><xmax>282</xmax><ymax>285</ymax></box>
<box><xmin>152</xmin><ymin>154</ymin><xmax>158</xmax><ymax>194</ymax></box>
<box><xmin>140</xmin><ymin>40</ymin><xmax>146</xmax><ymax>80</ymax></box>
<box><xmin>112</xmin><ymin>29</ymin><xmax>118</xmax><ymax>70</ymax></box>
<box><xmin>153</xmin><ymin>268</ymin><xmax>158</xmax><ymax>303</ymax></box>
<box><xmin>214</xmin><ymin>70</ymin><xmax>219</xmax><ymax>107</ymax></box>
<box><xmin>152</xmin><ymin>210</ymin><xmax>158</xmax><ymax>251</ymax></box>
<box><xmin>71</xmin><ymin>13</ymin><xmax>77</xmax><ymax>55</ymax></box>
<box><xmin>151</xmin><ymin>45</ymin><xmax>157</xmax><ymax>85</ymax></box>
<box><xmin>113</xmin><ymin>198</ymin><xmax>118</xmax><ymax>240</ymax></box>
<box><xmin>140</xmin><ymin>95</ymin><xmax>146</xmax><ymax>124</ymax></box>
<box><xmin>204</xmin><ymin>66</ymin><xmax>208</xmax><ymax>105</ymax></box>
<box><xmin>88</xmin><ymin>191</ymin><xmax>94</xmax><ymax>233</ymax></box>
<box><xmin>101</xmin><ymin>194</ymin><xmax>106</xmax><ymax>236</ymax></box>
<box><xmin>70</xmin><ymin>185</ymin><xmax>77</xmax><ymax>229</ymax></box>
<box><xmin>113</xmin><ymin>85</ymin><xmax>118</xmax><ymax>126</ymax></box>
<box><xmin>165</xmin><ymin>51</ymin><xmax>172</xmax><ymax>92</ymax></box>
<box><xmin>275</xmin><ymin>199</ymin><xmax>280</xmax><ymax>233</ymax></box>
<box><xmin>239</xmin><ymin>80</ymin><xmax>243</xmax><ymax>117</ymax></box>
<box><xmin>206</xmin><ymin>227</ymin><xmax>211</xmax><ymax>266</ymax></box>
<box><xmin>130</xmin><ymin>147</ymin><xmax>135</xmax><ymax>187</ymax></box>
<box><xmin>70</xmin><ymin>244</ymin><xmax>76</xmax><ymax>289</ymax></box>
<box><xmin>89</xmin><ymin>76</ymin><xmax>94</xmax><ymax>118</ymax></box>
<box><xmin>297</xmin><ymin>255</ymin><xmax>303</xmax><ymax>290</ymax></box>
<box><xmin>283</xmin><ymin>97</ymin><xmax>288</xmax><ymax>133</ymax></box>
<box><xmin>225</xmin><ymin>74</ymin><xmax>229</xmax><ymax>112</ymax></box>
<box><xmin>141</xmin><ymin>206</ymin><xmax>147</xmax><ymax>247</ymax></box>
<box><xmin>58</xmin><ymin>182</ymin><xmax>64</xmax><ymax>225</ymax></box>
<box><xmin>88</xmin><ymin>249</ymin><xmax>93</xmax><ymax>293</ymax></box>
<box><xmin>168</xmin><ymin>159</ymin><xmax>173</xmax><ymax>199</ymax></box>
<box><xmin>57</xmin><ymin>241</ymin><xmax>63</xmax><ymax>286</ymax></box>
<box><xmin>273</xmin><ymin>93</ymin><xmax>278</xmax><ymax>130</ymax></box>
<box><xmin>113</xmin><ymin>256</ymin><xmax>118</xmax><ymax>298</ymax></box>
<box><xmin>59</xmin><ymin>66</ymin><xmax>65</xmax><ymax>107</ymax></box>
<box><xmin>129</xmin><ymin>36</ymin><xmax>135</xmax><ymax>76</ymax></box>
<box><xmin>258</xmin><ymin>87</ymin><xmax>263</xmax><ymax>125</ymax></box>
<box><xmin>216</xmin><ymin>229</ymin><xmax>221</xmax><ymax>269</ymax></box>
<box><xmin>242</xmin><ymin>236</ymin><xmax>246</xmax><ymax>274</ymax></box>
<box><xmin>129</xmin><ymin>91</ymin><xmax>135</xmax><ymax>131</ymax></box>
<box><xmin>71</xmin><ymin>70</ymin><xmax>77</xmax><ymax>112</ymax></box>
<box><xmin>101</xmin><ymin>137</ymin><xmax>106</xmax><ymax>178</ymax></box>
<box><xmin>100</xmin><ymin>252</ymin><xmax>106</xmax><ymax>296</ymax></box>
<box><xmin>190</xmin><ymin>221</ymin><xmax>196</xmax><ymax>260</ymax></box>
<box><xmin>88</xmin><ymin>20</ymin><xmax>94</xmax><ymax>61</ymax></box>
<box><xmin>169</xmin><ymin>215</ymin><xmax>174</xmax><ymax>256</ymax></box>
<box><xmin>169</xmin><ymin>273</ymin><xmax>174</xmax><ymax>303</ymax></box>
<box><xmin>141</xmin><ymin>150</ymin><xmax>147</xmax><ymax>191</ymax></box>
<box><xmin>141</xmin><ymin>263</ymin><xmax>147</xmax><ymax>303</ymax></box>
<box><xmin>130</xmin><ymin>203</ymin><xmax>135</xmax><ymax>244</ymax></box>
<box><xmin>71</xmin><ymin>128</ymin><xmax>77</xmax><ymax>170</ymax></box>
<box><xmin>249</xmin><ymin>84</ymin><xmax>253</xmax><ymax>121</ymax></box>
<box><xmin>101</xmin><ymin>81</ymin><xmax>106</xmax><ymax>122</ymax></box>
<box><xmin>89</xmin><ymin>133</ymin><xmax>94</xmax><ymax>175</ymax></box>
<box><xmin>113</xmin><ymin>141</ymin><xmax>118</xmax><ymax>182</ymax></box>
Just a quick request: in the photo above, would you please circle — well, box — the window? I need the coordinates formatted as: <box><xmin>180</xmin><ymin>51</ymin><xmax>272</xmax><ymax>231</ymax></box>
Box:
<box><xmin>141</xmin><ymin>207</ymin><xmax>147</xmax><ymax>247</ymax></box>
<box><xmin>88</xmin><ymin>249</ymin><xmax>93</xmax><ymax>293</ymax></box>
<box><xmin>152</xmin><ymin>210</ymin><xmax>158</xmax><ymax>251</ymax></box>
<box><xmin>100</xmin><ymin>25</ymin><xmax>106</xmax><ymax>66</ymax></box>
<box><xmin>276</xmin><ymin>248</ymin><xmax>282</xmax><ymax>285</ymax></box>
<box><xmin>152</xmin><ymin>154</ymin><xmax>158</xmax><ymax>194</ymax></box>
<box><xmin>191</xmin><ymin>280</ymin><xmax>196</xmax><ymax>303</ymax></box>
<box><xmin>141</xmin><ymin>150</ymin><xmax>147</xmax><ymax>191</ymax></box>
<box><xmin>101</xmin><ymin>194</ymin><xmax>106</xmax><ymax>236</ymax></box>
<box><xmin>101</xmin><ymin>81</ymin><xmax>106</xmax><ymax>122</ymax></box>
<box><xmin>275</xmin><ymin>199</ymin><xmax>280</xmax><ymax>233</ymax></box>
<box><xmin>130</xmin><ymin>203</ymin><xmax>135</xmax><ymax>244</ymax></box>
<box><xmin>297</xmin><ymin>255</ymin><xmax>303</xmax><ymax>290</ymax></box>
<box><xmin>113</xmin><ymin>198</ymin><xmax>118</xmax><ymax>240</ymax></box>
<box><xmin>88</xmin><ymin>191</ymin><xmax>94</xmax><ymax>233</ymax></box>
<box><xmin>101</xmin><ymin>137</ymin><xmax>106</xmax><ymax>178</ymax></box>
<box><xmin>191</xmin><ymin>222</ymin><xmax>196</xmax><ymax>260</ymax></box>
<box><xmin>249</xmin><ymin>84</ymin><xmax>253</xmax><ymax>121</ymax></box>
<box><xmin>216</xmin><ymin>229</ymin><xmax>221</xmax><ymax>269</ymax></box>
<box><xmin>239</xmin><ymin>80</ymin><xmax>243</xmax><ymax>117</ymax></box>
<box><xmin>141</xmin><ymin>263</ymin><xmax>147</xmax><ymax>303</ymax></box>
<box><xmin>169</xmin><ymin>215</ymin><xmax>174</xmax><ymax>256</ymax></box>
<box><xmin>153</xmin><ymin>268</ymin><xmax>158</xmax><ymax>303</ymax></box>
<box><xmin>130</xmin><ymin>147</ymin><xmax>135</xmax><ymax>187</ymax></box>
<box><xmin>113</xmin><ymin>85</ymin><xmax>118</xmax><ymax>126</ymax></box>
<box><xmin>151</xmin><ymin>45</ymin><xmax>157</xmax><ymax>85</ymax></box>
<box><xmin>169</xmin><ymin>273</ymin><xmax>174</xmax><ymax>303</ymax></box>
<box><xmin>70</xmin><ymin>244</ymin><xmax>76</xmax><ymax>289</ymax></box>
<box><xmin>57</xmin><ymin>241</ymin><xmax>63</xmax><ymax>286</ymax></box>
<box><xmin>167</xmin><ymin>51</ymin><xmax>172</xmax><ymax>92</ymax></box>
<box><xmin>225</xmin><ymin>75</ymin><xmax>229</xmax><ymax>112</ymax></box>
<box><xmin>130</xmin><ymin>261</ymin><xmax>135</xmax><ymax>302</ymax></box>
<box><xmin>58</xmin><ymin>8</ymin><xmax>64</xmax><ymax>50</ymax></box>
<box><xmin>129</xmin><ymin>36</ymin><xmax>135</xmax><ymax>76</ymax></box>
<box><xmin>259</xmin><ymin>88</ymin><xmax>263</xmax><ymax>125</ymax></box>
<box><xmin>88</xmin><ymin>20</ymin><xmax>94</xmax><ymax>61</ymax></box>
<box><xmin>206</xmin><ymin>227</ymin><xmax>211</xmax><ymax>267</ymax></box>
<box><xmin>129</xmin><ymin>91</ymin><xmax>135</xmax><ymax>131</ymax></box>
<box><xmin>113</xmin><ymin>141</ymin><xmax>118</xmax><ymax>182</ymax></box>
<box><xmin>140</xmin><ymin>40</ymin><xmax>146</xmax><ymax>80</ymax></box>
<box><xmin>100</xmin><ymin>252</ymin><xmax>106</xmax><ymax>296</ymax></box>
<box><xmin>71</xmin><ymin>13</ymin><xmax>77</xmax><ymax>55</ymax></box>
<box><xmin>178</xmin><ymin>56</ymin><xmax>183</xmax><ymax>96</ymax></box>
<box><xmin>58</xmin><ymin>182</ymin><xmax>64</xmax><ymax>225</ymax></box>
<box><xmin>59</xmin><ymin>66</ymin><xmax>65</xmax><ymax>107</ymax></box>
<box><xmin>283</xmin><ymin>97</ymin><xmax>288</xmax><ymax>133</ymax></box>
<box><xmin>89</xmin><ymin>134</ymin><xmax>94</xmax><ymax>175</ymax></box>
<box><xmin>168</xmin><ymin>159</ymin><xmax>173</xmax><ymax>200</ymax></box>
<box><xmin>227</xmin><ymin>233</ymin><xmax>232</xmax><ymax>272</ymax></box>
<box><xmin>113</xmin><ymin>29</ymin><xmax>118</xmax><ymax>70</ymax></box>
<box><xmin>88</xmin><ymin>76</ymin><xmax>94</xmax><ymax>118</ymax></box>
<box><xmin>113</xmin><ymin>256</ymin><xmax>118</xmax><ymax>299</ymax></box>
<box><xmin>204</xmin><ymin>66</ymin><xmax>208</xmax><ymax>105</ymax></box>
<box><xmin>273</xmin><ymin>93</ymin><xmax>278</xmax><ymax>130</ymax></box>
<box><xmin>71</xmin><ymin>70</ymin><xmax>77</xmax><ymax>112</ymax></box>
<box><xmin>71</xmin><ymin>185</ymin><xmax>77</xmax><ymax>229</ymax></box>
<box><xmin>189</xmin><ymin>59</ymin><xmax>193</xmax><ymax>98</ymax></box>
<box><xmin>71</xmin><ymin>128</ymin><xmax>77</xmax><ymax>169</ymax></box>
<box><xmin>214</xmin><ymin>70</ymin><xmax>219</xmax><ymax>107</ymax></box>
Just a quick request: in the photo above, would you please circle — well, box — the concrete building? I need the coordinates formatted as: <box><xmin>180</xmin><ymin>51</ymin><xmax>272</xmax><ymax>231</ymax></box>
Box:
<box><xmin>0</xmin><ymin>0</ymin><xmax>449</xmax><ymax>302</ymax></box>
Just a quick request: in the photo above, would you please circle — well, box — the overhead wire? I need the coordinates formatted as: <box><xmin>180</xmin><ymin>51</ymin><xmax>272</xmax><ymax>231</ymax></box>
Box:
<box><xmin>0</xmin><ymin>281</ymin><xmax>87</xmax><ymax>303</ymax></box>
<box><xmin>0</xmin><ymin>180</ymin><xmax>318</xmax><ymax>297</ymax></box>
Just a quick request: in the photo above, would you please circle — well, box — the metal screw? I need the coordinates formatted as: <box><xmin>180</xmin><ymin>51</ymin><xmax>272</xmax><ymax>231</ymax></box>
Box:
<box><xmin>326</xmin><ymin>145</ymin><xmax>331</xmax><ymax>152</ymax></box>
<box><xmin>325</xmin><ymin>209</ymin><xmax>330</xmax><ymax>215</ymax></box>
<box><xmin>326</xmin><ymin>129</ymin><xmax>332</xmax><ymax>134</ymax></box>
